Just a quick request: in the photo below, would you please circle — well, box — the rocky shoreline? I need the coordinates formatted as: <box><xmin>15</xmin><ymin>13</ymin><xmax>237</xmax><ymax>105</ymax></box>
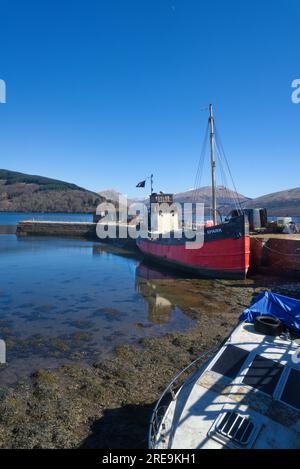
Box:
<box><xmin>0</xmin><ymin>276</ymin><xmax>300</xmax><ymax>449</ymax></box>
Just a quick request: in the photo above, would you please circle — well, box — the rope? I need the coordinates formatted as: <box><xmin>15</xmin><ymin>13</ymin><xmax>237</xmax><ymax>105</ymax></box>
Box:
<box><xmin>192</xmin><ymin>122</ymin><xmax>209</xmax><ymax>204</ymax></box>
<box><xmin>214</xmin><ymin>124</ymin><xmax>243</xmax><ymax>211</ymax></box>
<box><xmin>252</xmin><ymin>235</ymin><xmax>300</xmax><ymax>256</ymax></box>
<box><xmin>215</xmin><ymin>142</ymin><xmax>240</xmax><ymax>213</ymax></box>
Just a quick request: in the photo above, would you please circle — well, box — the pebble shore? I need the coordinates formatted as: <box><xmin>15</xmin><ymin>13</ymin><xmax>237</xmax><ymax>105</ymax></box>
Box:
<box><xmin>0</xmin><ymin>275</ymin><xmax>299</xmax><ymax>448</ymax></box>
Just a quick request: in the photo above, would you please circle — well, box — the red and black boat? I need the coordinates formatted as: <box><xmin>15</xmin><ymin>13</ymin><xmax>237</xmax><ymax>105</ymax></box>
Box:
<box><xmin>136</xmin><ymin>105</ymin><xmax>250</xmax><ymax>279</ymax></box>
<box><xmin>137</xmin><ymin>215</ymin><xmax>249</xmax><ymax>279</ymax></box>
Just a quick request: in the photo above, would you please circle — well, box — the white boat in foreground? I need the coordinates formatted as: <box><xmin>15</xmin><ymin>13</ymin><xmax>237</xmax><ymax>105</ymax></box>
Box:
<box><xmin>149</xmin><ymin>292</ymin><xmax>300</xmax><ymax>449</ymax></box>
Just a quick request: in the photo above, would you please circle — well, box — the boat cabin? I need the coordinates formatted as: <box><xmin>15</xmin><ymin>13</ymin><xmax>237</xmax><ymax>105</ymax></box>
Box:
<box><xmin>149</xmin><ymin>193</ymin><xmax>180</xmax><ymax>235</ymax></box>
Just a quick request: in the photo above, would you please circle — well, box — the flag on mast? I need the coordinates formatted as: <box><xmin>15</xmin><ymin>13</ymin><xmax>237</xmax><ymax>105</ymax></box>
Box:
<box><xmin>136</xmin><ymin>180</ymin><xmax>146</xmax><ymax>188</ymax></box>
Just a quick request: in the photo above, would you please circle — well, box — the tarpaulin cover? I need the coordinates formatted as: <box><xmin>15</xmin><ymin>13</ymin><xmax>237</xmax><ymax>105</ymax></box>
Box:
<box><xmin>239</xmin><ymin>291</ymin><xmax>300</xmax><ymax>332</ymax></box>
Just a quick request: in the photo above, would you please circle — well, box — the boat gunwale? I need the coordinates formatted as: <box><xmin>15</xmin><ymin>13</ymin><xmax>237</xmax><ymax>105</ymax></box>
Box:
<box><xmin>150</xmin><ymin>321</ymin><xmax>300</xmax><ymax>449</ymax></box>
<box><xmin>148</xmin><ymin>345</ymin><xmax>220</xmax><ymax>448</ymax></box>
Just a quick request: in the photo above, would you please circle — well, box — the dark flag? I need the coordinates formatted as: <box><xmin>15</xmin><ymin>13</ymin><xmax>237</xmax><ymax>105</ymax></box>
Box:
<box><xmin>136</xmin><ymin>180</ymin><xmax>146</xmax><ymax>188</ymax></box>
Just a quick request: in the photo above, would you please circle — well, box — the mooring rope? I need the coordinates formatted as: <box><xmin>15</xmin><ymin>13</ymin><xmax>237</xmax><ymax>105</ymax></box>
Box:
<box><xmin>251</xmin><ymin>235</ymin><xmax>300</xmax><ymax>257</ymax></box>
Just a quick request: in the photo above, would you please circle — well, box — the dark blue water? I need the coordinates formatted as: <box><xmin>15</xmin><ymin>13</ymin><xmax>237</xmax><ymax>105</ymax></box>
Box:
<box><xmin>0</xmin><ymin>212</ymin><xmax>93</xmax><ymax>225</ymax></box>
<box><xmin>1</xmin><ymin>212</ymin><xmax>299</xmax><ymax>226</ymax></box>
<box><xmin>0</xmin><ymin>234</ymin><xmax>195</xmax><ymax>384</ymax></box>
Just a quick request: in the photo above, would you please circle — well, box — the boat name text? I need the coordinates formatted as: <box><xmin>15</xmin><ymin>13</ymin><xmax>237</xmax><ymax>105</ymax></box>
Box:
<box><xmin>207</xmin><ymin>228</ymin><xmax>222</xmax><ymax>234</ymax></box>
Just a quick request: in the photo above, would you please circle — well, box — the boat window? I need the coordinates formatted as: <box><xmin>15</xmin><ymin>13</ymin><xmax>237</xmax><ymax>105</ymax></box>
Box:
<box><xmin>280</xmin><ymin>369</ymin><xmax>300</xmax><ymax>410</ymax></box>
<box><xmin>211</xmin><ymin>345</ymin><xmax>250</xmax><ymax>379</ymax></box>
<box><xmin>242</xmin><ymin>355</ymin><xmax>283</xmax><ymax>395</ymax></box>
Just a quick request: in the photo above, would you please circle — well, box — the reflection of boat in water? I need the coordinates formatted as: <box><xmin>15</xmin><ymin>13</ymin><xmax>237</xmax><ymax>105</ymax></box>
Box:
<box><xmin>135</xmin><ymin>263</ymin><xmax>174</xmax><ymax>324</ymax></box>
<box><xmin>92</xmin><ymin>243</ymin><xmax>141</xmax><ymax>260</ymax></box>
<box><xmin>137</xmin><ymin>105</ymin><xmax>250</xmax><ymax>280</ymax></box>
<box><xmin>135</xmin><ymin>261</ymin><xmax>181</xmax><ymax>281</ymax></box>
<box><xmin>150</xmin><ymin>292</ymin><xmax>300</xmax><ymax>449</ymax></box>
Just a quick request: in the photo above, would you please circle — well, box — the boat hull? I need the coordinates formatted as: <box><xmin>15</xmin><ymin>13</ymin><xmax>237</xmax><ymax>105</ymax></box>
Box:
<box><xmin>136</xmin><ymin>215</ymin><xmax>250</xmax><ymax>279</ymax></box>
<box><xmin>150</xmin><ymin>314</ymin><xmax>300</xmax><ymax>449</ymax></box>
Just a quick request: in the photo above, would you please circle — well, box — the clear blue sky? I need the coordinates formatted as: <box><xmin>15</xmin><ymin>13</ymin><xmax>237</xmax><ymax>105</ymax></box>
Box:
<box><xmin>0</xmin><ymin>0</ymin><xmax>299</xmax><ymax>199</ymax></box>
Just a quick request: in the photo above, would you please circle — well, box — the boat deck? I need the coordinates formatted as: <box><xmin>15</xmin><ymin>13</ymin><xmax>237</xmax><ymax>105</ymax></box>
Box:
<box><xmin>154</xmin><ymin>323</ymin><xmax>300</xmax><ymax>449</ymax></box>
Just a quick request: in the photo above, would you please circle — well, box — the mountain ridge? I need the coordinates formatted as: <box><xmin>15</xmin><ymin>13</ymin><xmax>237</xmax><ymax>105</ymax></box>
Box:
<box><xmin>99</xmin><ymin>186</ymin><xmax>250</xmax><ymax>214</ymax></box>
<box><xmin>0</xmin><ymin>169</ymin><xmax>104</xmax><ymax>213</ymax></box>
<box><xmin>1</xmin><ymin>170</ymin><xmax>299</xmax><ymax>216</ymax></box>
<box><xmin>99</xmin><ymin>185</ymin><xmax>300</xmax><ymax>217</ymax></box>
<box><xmin>245</xmin><ymin>187</ymin><xmax>300</xmax><ymax>216</ymax></box>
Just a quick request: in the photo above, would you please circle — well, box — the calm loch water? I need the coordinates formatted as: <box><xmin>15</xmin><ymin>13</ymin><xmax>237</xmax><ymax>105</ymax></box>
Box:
<box><xmin>0</xmin><ymin>231</ymin><xmax>195</xmax><ymax>384</ymax></box>
<box><xmin>1</xmin><ymin>212</ymin><xmax>298</xmax><ymax>385</ymax></box>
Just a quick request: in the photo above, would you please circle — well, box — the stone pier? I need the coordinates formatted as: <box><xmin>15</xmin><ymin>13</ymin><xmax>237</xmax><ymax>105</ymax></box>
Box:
<box><xmin>16</xmin><ymin>220</ymin><xmax>97</xmax><ymax>238</ymax></box>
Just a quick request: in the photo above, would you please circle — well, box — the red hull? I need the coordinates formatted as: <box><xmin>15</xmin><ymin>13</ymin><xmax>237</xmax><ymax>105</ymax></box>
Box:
<box><xmin>137</xmin><ymin>216</ymin><xmax>250</xmax><ymax>279</ymax></box>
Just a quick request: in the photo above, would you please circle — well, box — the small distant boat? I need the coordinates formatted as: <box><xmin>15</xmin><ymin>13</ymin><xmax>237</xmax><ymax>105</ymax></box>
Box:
<box><xmin>137</xmin><ymin>105</ymin><xmax>250</xmax><ymax>279</ymax></box>
<box><xmin>149</xmin><ymin>292</ymin><xmax>300</xmax><ymax>449</ymax></box>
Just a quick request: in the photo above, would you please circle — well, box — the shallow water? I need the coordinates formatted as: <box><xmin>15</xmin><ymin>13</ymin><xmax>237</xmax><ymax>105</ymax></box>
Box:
<box><xmin>0</xmin><ymin>235</ymin><xmax>196</xmax><ymax>384</ymax></box>
<box><xmin>1</xmin><ymin>212</ymin><xmax>299</xmax><ymax>386</ymax></box>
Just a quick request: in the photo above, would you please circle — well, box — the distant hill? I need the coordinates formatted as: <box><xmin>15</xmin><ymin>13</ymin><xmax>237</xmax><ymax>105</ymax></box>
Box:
<box><xmin>98</xmin><ymin>189</ymin><xmax>122</xmax><ymax>202</ymax></box>
<box><xmin>245</xmin><ymin>187</ymin><xmax>300</xmax><ymax>216</ymax></box>
<box><xmin>173</xmin><ymin>186</ymin><xmax>251</xmax><ymax>214</ymax></box>
<box><xmin>0</xmin><ymin>169</ymin><xmax>104</xmax><ymax>213</ymax></box>
<box><xmin>97</xmin><ymin>186</ymin><xmax>300</xmax><ymax>217</ymax></box>
<box><xmin>98</xmin><ymin>189</ymin><xmax>141</xmax><ymax>207</ymax></box>
<box><xmin>98</xmin><ymin>186</ymin><xmax>250</xmax><ymax>215</ymax></box>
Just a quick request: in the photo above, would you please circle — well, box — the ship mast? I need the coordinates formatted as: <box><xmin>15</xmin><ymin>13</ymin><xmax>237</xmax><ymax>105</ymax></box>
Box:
<box><xmin>209</xmin><ymin>104</ymin><xmax>217</xmax><ymax>225</ymax></box>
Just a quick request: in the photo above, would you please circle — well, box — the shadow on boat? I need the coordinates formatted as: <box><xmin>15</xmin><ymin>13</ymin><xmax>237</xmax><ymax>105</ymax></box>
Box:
<box><xmin>152</xmin><ymin>335</ymin><xmax>300</xmax><ymax>449</ymax></box>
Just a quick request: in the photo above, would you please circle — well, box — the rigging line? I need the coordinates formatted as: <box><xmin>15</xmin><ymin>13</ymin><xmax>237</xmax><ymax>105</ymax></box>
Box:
<box><xmin>252</xmin><ymin>236</ymin><xmax>300</xmax><ymax>256</ymax></box>
<box><xmin>212</xmin><ymin>144</ymin><xmax>225</xmax><ymax>213</ymax></box>
<box><xmin>215</xmin><ymin>130</ymin><xmax>242</xmax><ymax>211</ymax></box>
<box><xmin>208</xmin><ymin>125</ymin><xmax>235</xmax><ymax>214</ymax></box>
<box><xmin>214</xmin><ymin>147</ymin><xmax>227</xmax><ymax>203</ymax></box>
<box><xmin>215</xmin><ymin>138</ymin><xmax>241</xmax><ymax>211</ymax></box>
<box><xmin>214</xmin><ymin>140</ymin><xmax>240</xmax><ymax>212</ymax></box>
<box><xmin>214</xmin><ymin>133</ymin><xmax>236</xmax><ymax>200</ymax></box>
<box><xmin>194</xmin><ymin>121</ymin><xmax>209</xmax><ymax>190</ymax></box>
<box><xmin>214</xmin><ymin>125</ymin><xmax>242</xmax><ymax>210</ymax></box>
<box><xmin>214</xmin><ymin>132</ymin><xmax>231</xmax><ymax>196</ymax></box>
<box><xmin>192</xmin><ymin>121</ymin><xmax>209</xmax><ymax>204</ymax></box>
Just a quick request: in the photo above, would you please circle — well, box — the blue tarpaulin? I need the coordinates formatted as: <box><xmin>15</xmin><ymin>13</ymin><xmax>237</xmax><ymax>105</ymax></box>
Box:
<box><xmin>240</xmin><ymin>291</ymin><xmax>300</xmax><ymax>332</ymax></box>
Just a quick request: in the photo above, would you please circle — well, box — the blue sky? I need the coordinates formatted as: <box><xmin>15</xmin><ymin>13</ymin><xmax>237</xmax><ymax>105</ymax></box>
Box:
<box><xmin>0</xmin><ymin>0</ymin><xmax>299</xmax><ymax>199</ymax></box>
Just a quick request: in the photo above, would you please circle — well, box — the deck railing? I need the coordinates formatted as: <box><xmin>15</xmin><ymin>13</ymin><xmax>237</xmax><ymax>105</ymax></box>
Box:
<box><xmin>148</xmin><ymin>346</ymin><xmax>218</xmax><ymax>449</ymax></box>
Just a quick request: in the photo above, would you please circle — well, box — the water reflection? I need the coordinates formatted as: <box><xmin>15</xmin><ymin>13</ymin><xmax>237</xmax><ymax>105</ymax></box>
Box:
<box><xmin>93</xmin><ymin>245</ymin><xmax>185</xmax><ymax>324</ymax></box>
<box><xmin>135</xmin><ymin>263</ymin><xmax>174</xmax><ymax>324</ymax></box>
<box><xmin>92</xmin><ymin>243</ymin><xmax>141</xmax><ymax>260</ymax></box>
<box><xmin>0</xmin><ymin>226</ymin><xmax>16</xmax><ymax>235</ymax></box>
<box><xmin>0</xmin><ymin>236</ymin><xmax>195</xmax><ymax>384</ymax></box>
